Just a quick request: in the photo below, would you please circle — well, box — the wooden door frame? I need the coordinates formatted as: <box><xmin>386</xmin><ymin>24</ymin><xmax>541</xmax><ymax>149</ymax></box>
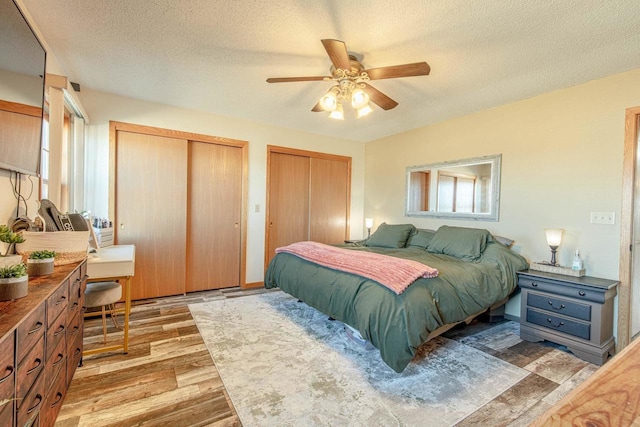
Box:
<box><xmin>618</xmin><ymin>106</ymin><xmax>640</xmax><ymax>350</ymax></box>
<box><xmin>109</xmin><ymin>121</ymin><xmax>249</xmax><ymax>288</ymax></box>
<box><xmin>264</xmin><ymin>145</ymin><xmax>352</xmax><ymax>271</ymax></box>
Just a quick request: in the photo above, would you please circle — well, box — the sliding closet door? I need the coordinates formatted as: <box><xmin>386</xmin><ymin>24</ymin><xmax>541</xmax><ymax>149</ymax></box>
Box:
<box><xmin>309</xmin><ymin>157</ymin><xmax>349</xmax><ymax>244</ymax></box>
<box><xmin>187</xmin><ymin>141</ymin><xmax>243</xmax><ymax>291</ymax></box>
<box><xmin>116</xmin><ymin>131</ymin><xmax>187</xmax><ymax>300</ymax></box>
<box><xmin>266</xmin><ymin>152</ymin><xmax>310</xmax><ymax>264</ymax></box>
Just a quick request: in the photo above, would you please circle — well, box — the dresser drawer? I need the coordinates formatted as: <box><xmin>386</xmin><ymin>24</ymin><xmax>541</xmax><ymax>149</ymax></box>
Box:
<box><xmin>16</xmin><ymin>366</ymin><xmax>45</xmax><ymax>427</ymax></box>
<box><xmin>527</xmin><ymin>292</ymin><xmax>591</xmax><ymax>321</ymax></box>
<box><xmin>41</xmin><ymin>366</ymin><xmax>67</xmax><ymax>427</ymax></box>
<box><xmin>17</xmin><ymin>303</ymin><xmax>46</xmax><ymax>364</ymax></box>
<box><xmin>17</xmin><ymin>334</ymin><xmax>45</xmax><ymax>402</ymax></box>
<box><xmin>46</xmin><ymin>309</ymin><xmax>67</xmax><ymax>361</ymax></box>
<box><xmin>526</xmin><ymin>308</ymin><xmax>591</xmax><ymax>340</ymax></box>
<box><xmin>67</xmin><ymin>331</ymin><xmax>82</xmax><ymax>388</ymax></box>
<box><xmin>0</xmin><ymin>332</ymin><xmax>15</xmax><ymax>427</ymax></box>
<box><xmin>68</xmin><ymin>272</ymin><xmax>82</xmax><ymax>318</ymax></box>
<box><xmin>45</xmin><ymin>333</ymin><xmax>66</xmax><ymax>393</ymax></box>
<box><xmin>47</xmin><ymin>280</ymin><xmax>69</xmax><ymax>328</ymax></box>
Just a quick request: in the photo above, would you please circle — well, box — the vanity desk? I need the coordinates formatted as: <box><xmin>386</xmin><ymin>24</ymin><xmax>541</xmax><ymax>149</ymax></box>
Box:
<box><xmin>517</xmin><ymin>270</ymin><xmax>618</xmax><ymax>365</ymax></box>
<box><xmin>0</xmin><ymin>259</ymin><xmax>87</xmax><ymax>427</ymax></box>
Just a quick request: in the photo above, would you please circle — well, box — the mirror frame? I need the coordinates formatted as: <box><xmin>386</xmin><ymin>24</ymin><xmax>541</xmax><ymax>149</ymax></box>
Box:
<box><xmin>405</xmin><ymin>154</ymin><xmax>502</xmax><ymax>221</ymax></box>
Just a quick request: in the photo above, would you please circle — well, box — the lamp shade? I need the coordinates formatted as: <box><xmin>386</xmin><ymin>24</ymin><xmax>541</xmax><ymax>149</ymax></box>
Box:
<box><xmin>356</xmin><ymin>104</ymin><xmax>373</xmax><ymax>118</ymax></box>
<box><xmin>319</xmin><ymin>90</ymin><xmax>338</xmax><ymax>111</ymax></box>
<box><xmin>328</xmin><ymin>102</ymin><xmax>344</xmax><ymax>120</ymax></box>
<box><xmin>545</xmin><ymin>228</ymin><xmax>563</xmax><ymax>247</ymax></box>
<box><xmin>351</xmin><ymin>88</ymin><xmax>370</xmax><ymax>109</ymax></box>
<box><xmin>365</xmin><ymin>217</ymin><xmax>374</xmax><ymax>229</ymax></box>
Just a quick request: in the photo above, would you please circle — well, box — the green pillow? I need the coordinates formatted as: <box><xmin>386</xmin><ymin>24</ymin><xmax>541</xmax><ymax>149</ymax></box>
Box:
<box><xmin>407</xmin><ymin>229</ymin><xmax>436</xmax><ymax>249</ymax></box>
<box><xmin>366</xmin><ymin>223</ymin><xmax>416</xmax><ymax>248</ymax></box>
<box><xmin>426</xmin><ymin>225</ymin><xmax>492</xmax><ymax>261</ymax></box>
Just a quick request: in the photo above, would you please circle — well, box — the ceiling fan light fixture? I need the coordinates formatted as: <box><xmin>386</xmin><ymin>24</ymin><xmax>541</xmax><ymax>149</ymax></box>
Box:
<box><xmin>319</xmin><ymin>89</ymin><xmax>338</xmax><ymax>111</ymax></box>
<box><xmin>328</xmin><ymin>102</ymin><xmax>344</xmax><ymax>120</ymax></box>
<box><xmin>351</xmin><ymin>88</ymin><xmax>370</xmax><ymax>109</ymax></box>
<box><xmin>356</xmin><ymin>104</ymin><xmax>373</xmax><ymax>118</ymax></box>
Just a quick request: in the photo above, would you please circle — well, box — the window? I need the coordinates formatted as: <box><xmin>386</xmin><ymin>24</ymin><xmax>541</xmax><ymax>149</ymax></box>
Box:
<box><xmin>437</xmin><ymin>172</ymin><xmax>476</xmax><ymax>213</ymax></box>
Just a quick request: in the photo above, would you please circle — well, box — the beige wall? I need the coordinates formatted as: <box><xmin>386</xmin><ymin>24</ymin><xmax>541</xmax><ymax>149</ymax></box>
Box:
<box><xmin>78</xmin><ymin>88</ymin><xmax>366</xmax><ymax>284</ymax></box>
<box><xmin>365</xmin><ymin>68</ymin><xmax>640</xmax><ymax>318</ymax></box>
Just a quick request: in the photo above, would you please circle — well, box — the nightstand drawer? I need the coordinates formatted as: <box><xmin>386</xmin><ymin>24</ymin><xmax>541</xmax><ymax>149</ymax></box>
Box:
<box><xmin>527</xmin><ymin>292</ymin><xmax>591</xmax><ymax>321</ymax></box>
<box><xmin>518</xmin><ymin>276</ymin><xmax>606</xmax><ymax>303</ymax></box>
<box><xmin>526</xmin><ymin>308</ymin><xmax>590</xmax><ymax>340</ymax></box>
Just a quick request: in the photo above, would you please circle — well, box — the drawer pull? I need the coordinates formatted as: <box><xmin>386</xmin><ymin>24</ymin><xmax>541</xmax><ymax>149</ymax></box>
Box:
<box><xmin>27</xmin><ymin>394</ymin><xmax>43</xmax><ymax>414</ymax></box>
<box><xmin>73</xmin><ymin>347</ymin><xmax>81</xmax><ymax>357</ymax></box>
<box><xmin>28</xmin><ymin>321</ymin><xmax>43</xmax><ymax>335</ymax></box>
<box><xmin>548</xmin><ymin>301</ymin><xmax>566</xmax><ymax>310</ymax></box>
<box><xmin>0</xmin><ymin>366</ymin><xmax>13</xmax><ymax>383</ymax></box>
<box><xmin>52</xmin><ymin>353</ymin><xmax>64</xmax><ymax>367</ymax></box>
<box><xmin>578</xmin><ymin>291</ymin><xmax>586</xmax><ymax>296</ymax></box>
<box><xmin>83</xmin><ymin>274</ymin><xmax>89</xmax><ymax>280</ymax></box>
<box><xmin>50</xmin><ymin>391</ymin><xmax>63</xmax><ymax>408</ymax></box>
<box><xmin>531</xmin><ymin>282</ymin><xmax>538</xmax><ymax>287</ymax></box>
<box><xmin>547</xmin><ymin>318</ymin><xmax>565</xmax><ymax>328</ymax></box>
<box><xmin>55</xmin><ymin>295</ymin><xmax>67</xmax><ymax>305</ymax></box>
<box><xmin>27</xmin><ymin>358</ymin><xmax>42</xmax><ymax>376</ymax></box>
<box><xmin>54</xmin><ymin>324</ymin><xmax>65</xmax><ymax>337</ymax></box>
<box><xmin>70</xmin><ymin>302</ymin><xmax>79</xmax><ymax>311</ymax></box>
<box><xmin>69</xmin><ymin>325</ymin><xmax>79</xmax><ymax>336</ymax></box>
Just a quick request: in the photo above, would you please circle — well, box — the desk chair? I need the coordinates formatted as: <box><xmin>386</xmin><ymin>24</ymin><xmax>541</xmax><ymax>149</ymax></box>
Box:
<box><xmin>84</xmin><ymin>281</ymin><xmax>121</xmax><ymax>343</ymax></box>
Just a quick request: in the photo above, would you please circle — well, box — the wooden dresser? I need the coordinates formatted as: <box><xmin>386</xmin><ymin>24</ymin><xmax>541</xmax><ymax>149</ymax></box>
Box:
<box><xmin>0</xmin><ymin>259</ymin><xmax>87</xmax><ymax>427</ymax></box>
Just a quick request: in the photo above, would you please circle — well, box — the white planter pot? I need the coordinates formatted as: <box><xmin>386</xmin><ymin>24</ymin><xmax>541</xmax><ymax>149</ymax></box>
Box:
<box><xmin>27</xmin><ymin>257</ymin><xmax>55</xmax><ymax>276</ymax></box>
<box><xmin>0</xmin><ymin>275</ymin><xmax>28</xmax><ymax>301</ymax></box>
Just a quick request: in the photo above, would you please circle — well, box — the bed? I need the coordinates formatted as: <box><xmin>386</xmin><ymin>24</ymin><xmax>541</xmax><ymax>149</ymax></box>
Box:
<box><xmin>264</xmin><ymin>224</ymin><xmax>529</xmax><ymax>373</ymax></box>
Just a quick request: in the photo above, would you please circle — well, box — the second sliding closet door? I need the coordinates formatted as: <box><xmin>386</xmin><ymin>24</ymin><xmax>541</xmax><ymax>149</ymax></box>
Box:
<box><xmin>116</xmin><ymin>131</ymin><xmax>187</xmax><ymax>300</ymax></box>
<box><xmin>187</xmin><ymin>141</ymin><xmax>243</xmax><ymax>291</ymax></box>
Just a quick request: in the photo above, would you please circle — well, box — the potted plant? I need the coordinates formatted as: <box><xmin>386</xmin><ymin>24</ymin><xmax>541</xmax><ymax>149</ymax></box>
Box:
<box><xmin>0</xmin><ymin>224</ymin><xmax>25</xmax><ymax>268</ymax></box>
<box><xmin>0</xmin><ymin>262</ymin><xmax>28</xmax><ymax>301</ymax></box>
<box><xmin>27</xmin><ymin>250</ymin><xmax>56</xmax><ymax>276</ymax></box>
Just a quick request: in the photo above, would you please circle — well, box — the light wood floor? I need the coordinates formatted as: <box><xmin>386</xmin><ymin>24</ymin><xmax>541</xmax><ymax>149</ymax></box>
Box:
<box><xmin>56</xmin><ymin>288</ymin><xmax>595</xmax><ymax>426</ymax></box>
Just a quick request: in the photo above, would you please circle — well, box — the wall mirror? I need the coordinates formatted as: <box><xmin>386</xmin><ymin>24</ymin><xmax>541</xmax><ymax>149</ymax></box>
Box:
<box><xmin>405</xmin><ymin>154</ymin><xmax>501</xmax><ymax>221</ymax></box>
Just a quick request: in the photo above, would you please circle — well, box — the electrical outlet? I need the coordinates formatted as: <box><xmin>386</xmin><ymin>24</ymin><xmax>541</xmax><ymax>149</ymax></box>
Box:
<box><xmin>590</xmin><ymin>212</ymin><xmax>615</xmax><ymax>225</ymax></box>
<box><xmin>255</xmin><ymin>204</ymin><xmax>260</xmax><ymax>213</ymax></box>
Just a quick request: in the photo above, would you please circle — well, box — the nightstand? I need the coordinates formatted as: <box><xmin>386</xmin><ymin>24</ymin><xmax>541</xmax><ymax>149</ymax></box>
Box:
<box><xmin>517</xmin><ymin>270</ymin><xmax>618</xmax><ymax>365</ymax></box>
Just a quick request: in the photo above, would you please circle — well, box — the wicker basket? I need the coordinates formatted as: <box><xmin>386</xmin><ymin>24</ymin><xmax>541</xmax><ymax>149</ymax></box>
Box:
<box><xmin>16</xmin><ymin>230</ymin><xmax>89</xmax><ymax>266</ymax></box>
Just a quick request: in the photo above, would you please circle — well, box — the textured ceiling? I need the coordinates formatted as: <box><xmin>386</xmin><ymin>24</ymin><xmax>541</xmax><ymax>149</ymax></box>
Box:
<box><xmin>20</xmin><ymin>0</ymin><xmax>640</xmax><ymax>142</ymax></box>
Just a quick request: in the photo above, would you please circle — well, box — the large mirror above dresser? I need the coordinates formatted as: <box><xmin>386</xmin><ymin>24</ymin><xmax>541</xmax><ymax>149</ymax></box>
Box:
<box><xmin>405</xmin><ymin>154</ymin><xmax>501</xmax><ymax>221</ymax></box>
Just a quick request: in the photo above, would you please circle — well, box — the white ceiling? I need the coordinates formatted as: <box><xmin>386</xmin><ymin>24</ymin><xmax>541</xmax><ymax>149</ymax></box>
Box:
<box><xmin>21</xmin><ymin>0</ymin><xmax>640</xmax><ymax>142</ymax></box>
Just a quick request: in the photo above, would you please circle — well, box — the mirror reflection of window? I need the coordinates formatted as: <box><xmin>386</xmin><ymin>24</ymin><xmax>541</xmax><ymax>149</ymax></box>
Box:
<box><xmin>405</xmin><ymin>154</ymin><xmax>501</xmax><ymax>221</ymax></box>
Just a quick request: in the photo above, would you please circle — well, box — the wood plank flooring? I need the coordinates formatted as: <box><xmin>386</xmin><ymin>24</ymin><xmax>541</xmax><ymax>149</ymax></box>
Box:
<box><xmin>56</xmin><ymin>288</ymin><xmax>596</xmax><ymax>427</ymax></box>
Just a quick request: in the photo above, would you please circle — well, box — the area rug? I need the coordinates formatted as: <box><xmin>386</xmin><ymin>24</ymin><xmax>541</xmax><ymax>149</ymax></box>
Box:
<box><xmin>189</xmin><ymin>292</ymin><xmax>529</xmax><ymax>426</ymax></box>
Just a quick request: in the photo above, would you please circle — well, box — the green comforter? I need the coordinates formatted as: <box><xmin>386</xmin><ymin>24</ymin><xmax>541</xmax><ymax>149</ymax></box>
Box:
<box><xmin>264</xmin><ymin>241</ymin><xmax>528</xmax><ymax>372</ymax></box>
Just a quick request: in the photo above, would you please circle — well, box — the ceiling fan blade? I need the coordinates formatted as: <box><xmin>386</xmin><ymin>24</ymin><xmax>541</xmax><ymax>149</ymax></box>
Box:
<box><xmin>362</xmin><ymin>83</ymin><xmax>398</xmax><ymax>110</ymax></box>
<box><xmin>311</xmin><ymin>102</ymin><xmax>324</xmax><ymax>112</ymax></box>
<box><xmin>321</xmin><ymin>39</ymin><xmax>351</xmax><ymax>70</ymax></box>
<box><xmin>365</xmin><ymin>62</ymin><xmax>431</xmax><ymax>80</ymax></box>
<box><xmin>266</xmin><ymin>76</ymin><xmax>329</xmax><ymax>83</ymax></box>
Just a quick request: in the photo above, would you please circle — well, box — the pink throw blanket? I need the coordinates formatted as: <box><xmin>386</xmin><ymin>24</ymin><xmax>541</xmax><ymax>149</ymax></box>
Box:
<box><xmin>275</xmin><ymin>241</ymin><xmax>438</xmax><ymax>294</ymax></box>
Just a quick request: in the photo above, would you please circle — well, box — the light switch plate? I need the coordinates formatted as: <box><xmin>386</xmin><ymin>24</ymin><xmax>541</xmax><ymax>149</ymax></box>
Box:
<box><xmin>590</xmin><ymin>212</ymin><xmax>615</xmax><ymax>225</ymax></box>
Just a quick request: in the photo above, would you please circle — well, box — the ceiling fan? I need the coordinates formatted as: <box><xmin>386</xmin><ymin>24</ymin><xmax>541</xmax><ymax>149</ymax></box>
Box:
<box><xmin>266</xmin><ymin>39</ymin><xmax>430</xmax><ymax>119</ymax></box>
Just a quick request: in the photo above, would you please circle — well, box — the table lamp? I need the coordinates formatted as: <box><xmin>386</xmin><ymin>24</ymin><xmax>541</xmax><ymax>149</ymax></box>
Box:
<box><xmin>545</xmin><ymin>228</ymin><xmax>563</xmax><ymax>266</ymax></box>
<box><xmin>365</xmin><ymin>218</ymin><xmax>374</xmax><ymax>238</ymax></box>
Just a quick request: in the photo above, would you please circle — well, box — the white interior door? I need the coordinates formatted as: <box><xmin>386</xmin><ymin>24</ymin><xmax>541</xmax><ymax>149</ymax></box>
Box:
<box><xmin>632</xmin><ymin>116</ymin><xmax>640</xmax><ymax>338</ymax></box>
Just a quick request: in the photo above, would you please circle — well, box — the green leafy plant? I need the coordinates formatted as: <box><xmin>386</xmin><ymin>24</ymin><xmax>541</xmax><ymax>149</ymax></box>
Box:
<box><xmin>29</xmin><ymin>250</ymin><xmax>56</xmax><ymax>260</ymax></box>
<box><xmin>0</xmin><ymin>263</ymin><xmax>27</xmax><ymax>279</ymax></box>
<box><xmin>0</xmin><ymin>224</ymin><xmax>25</xmax><ymax>257</ymax></box>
